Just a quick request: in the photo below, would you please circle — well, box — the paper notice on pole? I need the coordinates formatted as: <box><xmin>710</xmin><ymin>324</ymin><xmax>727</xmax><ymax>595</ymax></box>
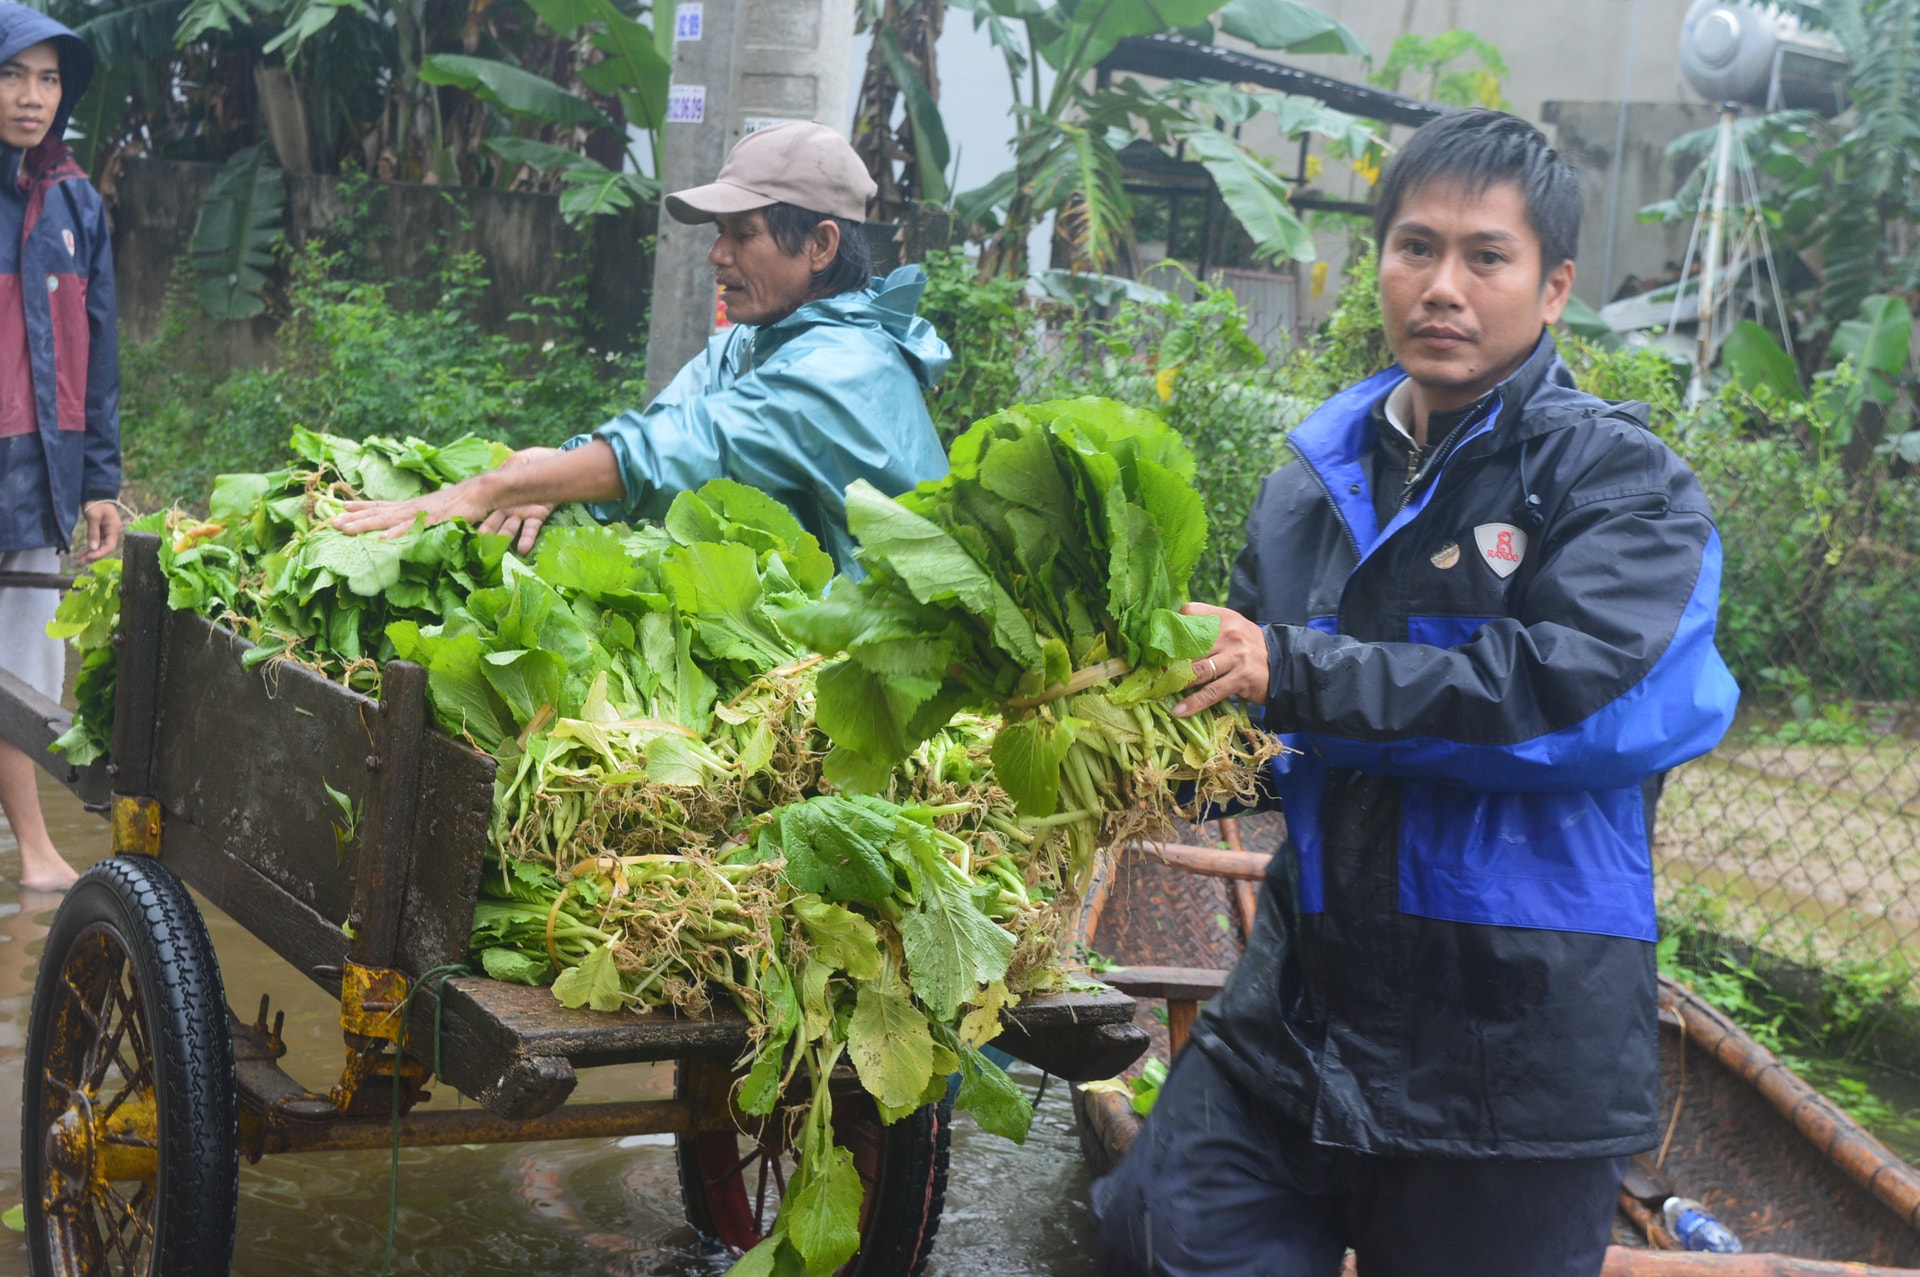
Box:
<box><xmin>743</xmin><ymin>116</ymin><xmax>812</xmax><ymax>135</ymax></box>
<box><xmin>667</xmin><ymin>84</ymin><xmax>706</xmax><ymax>124</ymax></box>
<box><xmin>674</xmin><ymin>2</ymin><xmax>701</xmax><ymax>41</ymax></box>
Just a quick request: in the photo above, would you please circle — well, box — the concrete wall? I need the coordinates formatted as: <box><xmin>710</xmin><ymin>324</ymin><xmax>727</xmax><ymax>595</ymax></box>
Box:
<box><xmin>112</xmin><ymin>159</ymin><xmax>658</xmax><ymax>371</ymax></box>
<box><xmin>1207</xmin><ymin>0</ymin><xmax>1711</xmax><ymax>325</ymax></box>
<box><xmin>1542</xmin><ymin>100</ymin><xmax>1719</xmax><ymax>307</ymax></box>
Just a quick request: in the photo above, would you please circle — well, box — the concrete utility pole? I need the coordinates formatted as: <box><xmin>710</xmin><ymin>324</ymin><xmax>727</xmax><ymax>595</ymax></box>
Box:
<box><xmin>644</xmin><ymin>0</ymin><xmax>858</xmax><ymax>395</ymax></box>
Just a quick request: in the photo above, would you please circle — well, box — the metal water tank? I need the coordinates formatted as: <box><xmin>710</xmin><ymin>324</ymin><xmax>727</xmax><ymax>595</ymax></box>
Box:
<box><xmin>1679</xmin><ymin>0</ymin><xmax>1848</xmax><ymax>113</ymax></box>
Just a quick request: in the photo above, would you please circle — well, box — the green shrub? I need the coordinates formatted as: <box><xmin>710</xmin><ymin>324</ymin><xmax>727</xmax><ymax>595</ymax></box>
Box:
<box><xmin>918</xmin><ymin>248</ymin><xmax>1028</xmax><ymax>443</ymax></box>
<box><xmin>121</xmin><ymin>212</ymin><xmax>647</xmax><ymax>511</ymax></box>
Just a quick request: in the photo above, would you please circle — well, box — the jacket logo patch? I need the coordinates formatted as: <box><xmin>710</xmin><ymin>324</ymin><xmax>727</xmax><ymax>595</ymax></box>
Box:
<box><xmin>62</xmin><ymin>229</ymin><xmax>74</xmax><ymax>256</ymax></box>
<box><xmin>1431</xmin><ymin>541</ymin><xmax>1460</xmax><ymax>569</ymax></box>
<box><xmin>1474</xmin><ymin>523</ymin><xmax>1527</xmax><ymax>578</ymax></box>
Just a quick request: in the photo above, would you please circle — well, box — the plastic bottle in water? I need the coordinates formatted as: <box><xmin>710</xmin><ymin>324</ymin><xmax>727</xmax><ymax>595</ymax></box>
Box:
<box><xmin>1663</xmin><ymin>1197</ymin><xmax>1743</xmax><ymax>1253</ymax></box>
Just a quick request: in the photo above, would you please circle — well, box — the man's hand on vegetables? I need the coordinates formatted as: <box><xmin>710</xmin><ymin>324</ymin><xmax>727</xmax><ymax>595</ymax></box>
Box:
<box><xmin>1172</xmin><ymin>602</ymin><xmax>1270</xmax><ymax>717</ymax></box>
<box><xmin>76</xmin><ymin>500</ymin><xmax>121</xmax><ymax>565</ymax></box>
<box><xmin>332</xmin><ymin>440</ymin><xmax>625</xmax><ymax>552</ymax></box>
<box><xmin>476</xmin><ymin>447</ymin><xmax>561</xmax><ymax>555</ymax></box>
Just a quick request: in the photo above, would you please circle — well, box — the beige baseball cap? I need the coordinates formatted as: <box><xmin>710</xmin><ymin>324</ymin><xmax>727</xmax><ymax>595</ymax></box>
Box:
<box><xmin>664</xmin><ymin>121</ymin><xmax>877</xmax><ymax>225</ymax></box>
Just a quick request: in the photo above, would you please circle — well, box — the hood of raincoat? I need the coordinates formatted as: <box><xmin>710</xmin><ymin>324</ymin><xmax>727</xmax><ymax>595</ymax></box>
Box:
<box><xmin>573</xmin><ymin>264</ymin><xmax>951</xmax><ymax>575</ymax></box>
<box><xmin>754</xmin><ymin>265</ymin><xmax>952</xmax><ymax>390</ymax></box>
<box><xmin>0</xmin><ymin>3</ymin><xmax>94</xmax><ymax>156</ymax></box>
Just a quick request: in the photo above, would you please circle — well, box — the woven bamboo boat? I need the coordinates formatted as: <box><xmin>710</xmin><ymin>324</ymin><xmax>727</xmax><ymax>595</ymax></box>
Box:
<box><xmin>1075</xmin><ymin>815</ymin><xmax>1920</xmax><ymax>1274</ymax></box>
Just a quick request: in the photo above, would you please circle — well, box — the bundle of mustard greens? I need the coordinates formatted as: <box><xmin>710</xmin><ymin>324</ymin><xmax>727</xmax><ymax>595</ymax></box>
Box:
<box><xmin>51</xmin><ymin>406</ymin><xmax>1275</xmax><ymax>1276</ymax></box>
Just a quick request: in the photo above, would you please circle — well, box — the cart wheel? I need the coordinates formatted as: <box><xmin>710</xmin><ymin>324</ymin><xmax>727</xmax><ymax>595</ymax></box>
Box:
<box><xmin>674</xmin><ymin>1058</ymin><xmax>951</xmax><ymax>1276</ymax></box>
<box><xmin>21</xmin><ymin>857</ymin><xmax>238</xmax><ymax>1277</ymax></box>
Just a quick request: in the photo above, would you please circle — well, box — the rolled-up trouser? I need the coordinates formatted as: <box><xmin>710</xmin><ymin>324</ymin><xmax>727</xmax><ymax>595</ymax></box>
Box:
<box><xmin>0</xmin><ymin>548</ymin><xmax>65</xmax><ymax>703</ymax></box>
<box><xmin>1092</xmin><ymin>1041</ymin><xmax>1626</xmax><ymax>1277</ymax></box>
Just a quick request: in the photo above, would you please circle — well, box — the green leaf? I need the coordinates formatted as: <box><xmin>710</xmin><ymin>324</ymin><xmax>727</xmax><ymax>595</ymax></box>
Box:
<box><xmin>791</xmin><ymin>895</ymin><xmax>883</xmax><ymax>980</ymax></box>
<box><xmin>844</xmin><ymin>481</ymin><xmax>1041</xmax><ymax>667</ymax></box>
<box><xmin>661</xmin><ymin>541</ymin><xmax>795</xmax><ymax>669</ymax></box>
<box><xmin>534</xmin><ymin>525</ymin><xmax>642</xmax><ymax>598</ymax></box>
<box><xmin>482</xmin><ymin>648</ymin><xmax>567</xmax><ymax>724</ymax></box>
<box><xmin>989</xmin><ymin>715</ymin><xmax>1081</xmax><ymax>818</ymax></box>
<box><xmin>771</xmin><ymin>797</ymin><xmax>900</xmax><ymax>906</ymax></box>
<box><xmin>813</xmin><ymin>661</ymin><xmax>943</xmax><ymax>773</ymax></box>
<box><xmin>480</xmin><ymin>946</ymin><xmax>552</xmax><ymax>985</ymax></box>
<box><xmin>848</xmin><ymin>981</ymin><xmax>935</xmax><ymax>1110</ymax></box>
<box><xmin>786</xmin><ymin>1141</ymin><xmax>864</xmax><ymax>1273</ymax></box>
<box><xmin>1</xmin><ymin>1203</ymin><xmax>22</xmax><ymax>1231</ymax></box>
<box><xmin>1831</xmin><ymin>294</ymin><xmax>1912</xmax><ymax>405</ymax></box>
<box><xmin>1173</xmin><ymin>127</ymin><xmax>1315</xmax><ymax>265</ymax></box>
<box><xmin>1219</xmin><ymin>0</ymin><xmax>1366</xmax><ymax>56</ymax></box>
<box><xmin>878</xmin><ymin>26</ymin><xmax>951</xmax><ymax>204</ymax></box>
<box><xmin>956</xmin><ymin>1042</ymin><xmax>1033</xmax><ymax>1143</ymax></box>
<box><xmin>552</xmin><ymin>942</ymin><xmax>628</xmax><ymax>1012</ymax></box>
<box><xmin>485</xmin><ymin>136</ymin><xmax>605</xmax><ymax>175</ymax></box>
<box><xmin>726</xmin><ymin>1231</ymin><xmax>795</xmax><ymax>1277</ymax></box>
<box><xmin>1722</xmin><ymin>321</ymin><xmax>1802</xmax><ymax>403</ymax></box>
<box><xmin>300</xmin><ymin>529</ymin><xmax>408</xmax><ymax>597</ymax></box>
<box><xmin>1049</xmin><ymin>0</ymin><xmax>1229</xmax><ymax>69</ymax></box>
<box><xmin>189</xmin><ymin>143</ymin><xmax>286</xmax><ymax>320</ymax></box>
<box><xmin>900</xmin><ymin>862</ymin><xmax>1017</xmax><ymax>1019</ymax></box>
<box><xmin>419</xmin><ymin>54</ymin><xmax>613</xmax><ymax>129</ymax></box>
<box><xmin>579</xmin><ymin>2</ymin><xmax>672</xmax><ymax>133</ymax></box>
<box><xmin>558</xmin><ymin>167</ymin><xmax>661</xmax><ymax>224</ymax></box>
<box><xmin>1557</xmin><ymin>295</ymin><xmax>1623</xmax><ymax>352</ymax></box>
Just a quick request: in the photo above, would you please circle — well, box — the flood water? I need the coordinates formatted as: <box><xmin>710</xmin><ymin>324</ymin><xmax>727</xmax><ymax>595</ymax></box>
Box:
<box><xmin>0</xmin><ymin>772</ymin><xmax>1104</xmax><ymax>1276</ymax></box>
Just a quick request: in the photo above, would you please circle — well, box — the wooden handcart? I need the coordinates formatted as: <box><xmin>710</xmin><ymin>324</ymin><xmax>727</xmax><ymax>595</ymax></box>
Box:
<box><xmin>0</xmin><ymin>533</ymin><xmax>1148</xmax><ymax>1276</ymax></box>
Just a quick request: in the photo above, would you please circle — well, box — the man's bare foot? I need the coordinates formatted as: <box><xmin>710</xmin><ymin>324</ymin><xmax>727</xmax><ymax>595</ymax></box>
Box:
<box><xmin>18</xmin><ymin>848</ymin><xmax>79</xmax><ymax>891</ymax></box>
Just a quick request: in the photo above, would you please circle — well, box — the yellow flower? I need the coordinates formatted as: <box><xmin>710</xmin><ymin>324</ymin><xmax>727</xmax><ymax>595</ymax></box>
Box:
<box><xmin>1353</xmin><ymin>151</ymin><xmax>1381</xmax><ymax>188</ymax></box>
<box><xmin>1155</xmin><ymin>364</ymin><xmax>1181</xmax><ymax>401</ymax></box>
<box><xmin>1304</xmin><ymin>154</ymin><xmax>1324</xmax><ymax>182</ymax></box>
<box><xmin>1310</xmin><ymin>261</ymin><xmax>1329</xmax><ymax>301</ymax></box>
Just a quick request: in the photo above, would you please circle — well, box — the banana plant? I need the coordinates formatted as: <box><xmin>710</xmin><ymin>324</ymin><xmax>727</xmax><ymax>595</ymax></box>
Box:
<box><xmin>948</xmin><ymin>0</ymin><xmax>1376</xmax><ymax>279</ymax></box>
<box><xmin>188</xmin><ymin>141</ymin><xmax>287</xmax><ymax>319</ymax></box>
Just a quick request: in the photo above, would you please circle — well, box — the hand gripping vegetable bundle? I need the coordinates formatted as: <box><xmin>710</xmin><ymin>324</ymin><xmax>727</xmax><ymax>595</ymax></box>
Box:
<box><xmin>790</xmin><ymin>396</ymin><xmax>1282</xmax><ymax>892</ymax></box>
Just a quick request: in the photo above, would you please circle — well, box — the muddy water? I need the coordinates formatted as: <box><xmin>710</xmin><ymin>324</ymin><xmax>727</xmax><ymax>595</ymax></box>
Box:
<box><xmin>0</xmin><ymin>774</ymin><xmax>1104</xmax><ymax>1276</ymax></box>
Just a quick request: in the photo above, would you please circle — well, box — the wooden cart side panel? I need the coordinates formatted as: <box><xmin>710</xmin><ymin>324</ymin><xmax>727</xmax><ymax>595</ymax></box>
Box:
<box><xmin>148</xmin><ymin>608</ymin><xmax>374</xmax><ymax>925</ymax></box>
<box><xmin>395</xmin><ymin>730</ymin><xmax>495</xmax><ymax>977</ymax></box>
<box><xmin>0</xmin><ymin>664</ymin><xmax>109</xmax><ymax>806</ymax></box>
<box><xmin>138</xmin><ymin>596</ymin><xmax>497</xmax><ymax>969</ymax></box>
<box><xmin>111</xmin><ymin>533</ymin><xmax>167</xmax><ymax>796</ymax></box>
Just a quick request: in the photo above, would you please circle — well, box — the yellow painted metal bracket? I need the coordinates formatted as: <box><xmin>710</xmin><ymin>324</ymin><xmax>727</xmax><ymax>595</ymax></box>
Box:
<box><xmin>330</xmin><ymin>961</ymin><xmax>431</xmax><ymax>1115</ymax></box>
<box><xmin>111</xmin><ymin>795</ymin><xmax>162</xmax><ymax>856</ymax></box>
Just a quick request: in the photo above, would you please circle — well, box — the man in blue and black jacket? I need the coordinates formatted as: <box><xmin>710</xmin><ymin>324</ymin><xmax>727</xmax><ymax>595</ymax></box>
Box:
<box><xmin>1095</xmin><ymin>111</ymin><xmax>1739</xmax><ymax>1276</ymax></box>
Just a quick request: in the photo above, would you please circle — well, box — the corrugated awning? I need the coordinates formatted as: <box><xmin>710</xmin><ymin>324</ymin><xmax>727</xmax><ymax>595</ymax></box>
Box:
<box><xmin>1101</xmin><ymin>33</ymin><xmax>1451</xmax><ymax>129</ymax></box>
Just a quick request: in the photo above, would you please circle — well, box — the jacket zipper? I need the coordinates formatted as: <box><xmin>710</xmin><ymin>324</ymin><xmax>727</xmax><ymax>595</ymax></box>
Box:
<box><xmin>1398</xmin><ymin>400</ymin><xmax>1492</xmax><ymax>512</ymax></box>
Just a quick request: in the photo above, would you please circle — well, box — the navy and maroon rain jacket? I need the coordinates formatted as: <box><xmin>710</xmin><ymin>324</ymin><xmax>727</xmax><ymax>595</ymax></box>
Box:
<box><xmin>0</xmin><ymin>3</ymin><xmax>117</xmax><ymax>553</ymax></box>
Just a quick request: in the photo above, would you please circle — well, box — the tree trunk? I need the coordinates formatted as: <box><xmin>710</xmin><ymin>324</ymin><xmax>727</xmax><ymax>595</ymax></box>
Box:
<box><xmin>852</xmin><ymin>0</ymin><xmax>944</xmax><ymax>223</ymax></box>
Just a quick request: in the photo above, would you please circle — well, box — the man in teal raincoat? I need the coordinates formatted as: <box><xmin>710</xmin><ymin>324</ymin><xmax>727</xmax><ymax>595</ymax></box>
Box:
<box><xmin>334</xmin><ymin>122</ymin><xmax>950</xmax><ymax>571</ymax></box>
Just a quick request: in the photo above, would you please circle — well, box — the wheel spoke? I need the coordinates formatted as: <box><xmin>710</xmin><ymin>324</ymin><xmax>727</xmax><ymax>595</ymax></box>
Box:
<box><xmin>84</xmin><ymin>970</ymin><xmax>137</xmax><ymax>1097</ymax></box>
<box><xmin>89</xmin><ymin>1194</ymin><xmax>140</xmax><ymax>1274</ymax></box>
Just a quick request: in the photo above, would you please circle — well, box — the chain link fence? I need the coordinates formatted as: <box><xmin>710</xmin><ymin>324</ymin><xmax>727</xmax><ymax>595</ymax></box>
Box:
<box><xmin>1657</xmin><ymin>429</ymin><xmax>1920</xmax><ymax>994</ymax></box>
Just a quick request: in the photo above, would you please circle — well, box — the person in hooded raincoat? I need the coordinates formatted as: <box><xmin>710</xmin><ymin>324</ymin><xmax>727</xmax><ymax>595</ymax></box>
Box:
<box><xmin>333</xmin><ymin>122</ymin><xmax>950</xmax><ymax>571</ymax></box>
<box><xmin>0</xmin><ymin>2</ymin><xmax>119</xmax><ymax>890</ymax></box>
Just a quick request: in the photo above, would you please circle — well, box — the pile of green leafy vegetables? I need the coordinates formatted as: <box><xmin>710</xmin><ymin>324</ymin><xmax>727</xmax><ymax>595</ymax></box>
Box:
<box><xmin>51</xmin><ymin>410</ymin><xmax>1274</xmax><ymax>1277</ymax></box>
<box><xmin>792</xmin><ymin>396</ymin><xmax>1281</xmax><ymax>889</ymax></box>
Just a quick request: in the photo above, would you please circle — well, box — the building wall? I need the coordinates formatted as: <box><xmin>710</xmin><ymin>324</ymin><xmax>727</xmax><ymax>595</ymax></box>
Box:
<box><xmin>1211</xmin><ymin>0</ymin><xmax>1712</xmax><ymax>322</ymax></box>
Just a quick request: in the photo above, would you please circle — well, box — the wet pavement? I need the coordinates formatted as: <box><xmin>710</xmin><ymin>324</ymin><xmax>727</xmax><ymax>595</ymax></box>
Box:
<box><xmin>0</xmin><ymin>770</ymin><xmax>1105</xmax><ymax>1276</ymax></box>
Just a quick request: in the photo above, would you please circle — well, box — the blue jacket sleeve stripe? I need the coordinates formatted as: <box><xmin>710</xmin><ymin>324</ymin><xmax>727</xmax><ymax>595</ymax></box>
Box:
<box><xmin>1304</xmin><ymin>530</ymin><xmax>1740</xmax><ymax>791</ymax></box>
